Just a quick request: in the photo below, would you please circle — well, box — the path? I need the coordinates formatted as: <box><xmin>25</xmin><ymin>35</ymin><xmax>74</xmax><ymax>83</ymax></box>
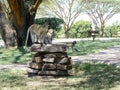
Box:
<box><xmin>72</xmin><ymin>45</ymin><xmax>120</xmax><ymax>67</ymax></box>
<box><xmin>1</xmin><ymin>44</ymin><xmax>120</xmax><ymax>70</ymax></box>
<box><xmin>0</xmin><ymin>63</ymin><xmax>27</xmax><ymax>71</ymax></box>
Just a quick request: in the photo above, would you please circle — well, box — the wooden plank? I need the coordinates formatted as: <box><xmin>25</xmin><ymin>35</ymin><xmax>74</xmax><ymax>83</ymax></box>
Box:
<box><xmin>38</xmin><ymin>70</ymin><xmax>68</xmax><ymax>76</ymax></box>
<box><xmin>42</xmin><ymin>44</ymin><xmax>67</xmax><ymax>52</ymax></box>
<box><xmin>42</xmin><ymin>63</ymin><xmax>56</xmax><ymax>70</ymax></box>
<box><xmin>43</xmin><ymin>58</ymin><xmax>55</xmax><ymax>63</ymax></box>
<box><xmin>30</xmin><ymin>44</ymin><xmax>67</xmax><ymax>52</ymax></box>
<box><xmin>40</xmin><ymin>64</ymin><xmax>72</xmax><ymax>70</ymax></box>
<box><xmin>57</xmin><ymin>57</ymin><xmax>72</xmax><ymax>65</ymax></box>
<box><xmin>54</xmin><ymin>52</ymin><xmax>67</xmax><ymax>58</ymax></box>
<box><xmin>57</xmin><ymin>70</ymin><xmax>69</xmax><ymax>76</ymax></box>
<box><xmin>44</xmin><ymin>54</ymin><xmax>56</xmax><ymax>58</ymax></box>
<box><xmin>27</xmin><ymin>62</ymin><xmax>42</xmax><ymax>69</ymax></box>
<box><xmin>32</xmin><ymin>56</ymin><xmax>43</xmax><ymax>63</ymax></box>
<box><xmin>38</xmin><ymin>71</ymin><xmax>56</xmax><ymax>75</ymax></box>
<box><xmin>29</xmin><ymin>44</ymin><xmax>42</xmax><ymax>52</ymax></box>
<box><xmin>57</xmin><ymin>64</ymin><xmax>72</xmax><ymax>70</ymax></box>
<box><xmin>27</xmin><ymin>68</ymin><xmax>39</xmax><ymax>73</ymax></box>
<box><xmin>27</xmin><ymin>68</ymin><xmax>39</xmax><ymax>77</ymax></box>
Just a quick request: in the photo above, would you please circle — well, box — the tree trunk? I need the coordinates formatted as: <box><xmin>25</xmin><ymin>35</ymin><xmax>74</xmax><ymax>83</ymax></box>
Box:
<box><xmin>0</xmin><ymin>12</ymin><xmax>17</xmax><ymax>48</ymax></box>
<box><xmin>7</xmin><ymin>0</ymin><xmax>42</xmax><ymax>47</ymax></box>
<box><xmin>13</xmin><ymin>12</ymin><xmax>35</xmax><ymax>47</ymax></box>
<box><xmin>100</xmin><ymin>26</ymin><xmax>104</xmax><ymax>37</ymax></box>
<box><xmin>64</xmin><ymin>24</ymin><xmax>69</xmax><ymax>38</ymax></box>
<box><xmin>65</xmin><ymin>30</ymin><xmax>69</xmax><ymax>38</ymax></box>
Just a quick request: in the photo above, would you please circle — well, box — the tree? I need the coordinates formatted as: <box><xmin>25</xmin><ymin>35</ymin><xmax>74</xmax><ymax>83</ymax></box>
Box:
<box><xmin>35</xmin><ymin>17</ymin><xmax>63</xmax><ymax>31</ymax></box>
<box><xmin>104</xmin><ymin>24</ymin><xmax>120</xmax><ymax>37</ymax></box>
<box><xmin>35</xmin><ymin>17</ymin><xmax>63</xmax><ymax>38</ymax></box>
<box><xmin>39</xmin><ymin>0</ymin><xmax>83</xmax><ymax>38</ymax></box>
<box><xmin>70</xmin><ymin>20</ymin><xmax>92</xmax><ymax>38</ymax></box>
<box><xmin>0</xmin><ymin>1</ymin><xmax>17</xmax><ymax>48</ymax></box>
<box><xmin>82</xmin><ymin>0</ymin><xmax>120</xmax><ymax>37</ymax></box>
<box><xmin>1</xmin><ymin>0</ymin><xmax>43</xmax><ymax>47</ymax></box>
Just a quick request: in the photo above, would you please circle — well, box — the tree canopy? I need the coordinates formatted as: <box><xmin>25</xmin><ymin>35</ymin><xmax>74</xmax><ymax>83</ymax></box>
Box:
<box><xmin>39</xmin><ymin>0</ymin><xmax>83</xmax><ymax>38</ymax></box>
<box><xmin>0</xmin><ymin>0</ymin><xmax>43</xmax><ymax>47</ymax></box>
<box><xmin>82</xmin><ymin>0</ymin><xmax>120</xmax><ymax>37</ymax></box>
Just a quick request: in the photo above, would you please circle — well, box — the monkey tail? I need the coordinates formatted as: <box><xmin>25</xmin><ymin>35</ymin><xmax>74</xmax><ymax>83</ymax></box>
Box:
<box><xmin>24</xmin><ymin>27</ymin><xmax>30</xmax><ymax>50</ymax></box>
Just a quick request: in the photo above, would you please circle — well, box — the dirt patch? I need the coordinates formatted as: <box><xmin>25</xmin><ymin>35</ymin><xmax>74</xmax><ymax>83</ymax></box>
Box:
<box><xmin>72</xmin><ymin>45</ymin><xmax>120</xmax><ymax>68</ymax></box>
<box><xmin>0</xmin><ymin>63</ymin><xmax>27</xmax><ymax>71</ymax></box>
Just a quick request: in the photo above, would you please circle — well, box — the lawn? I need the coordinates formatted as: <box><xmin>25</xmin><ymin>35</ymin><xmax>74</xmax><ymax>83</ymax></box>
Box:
<box><xmin>0</xmin><ymin>63</ymin><xmax>120</xmax><ymax>90</ymax></box>
<box><xmin>0</xmin><ymin>47</ymin><xmax>32</xmax><ymax>64</ymax></box>
<box><xmin>0</xmin><ymin>39</ymin><xmax>120</xmax><ymax>64</ymax></box>
<box><xmin>0</xmin><ymin>39</ymin><xmax>120</xmax><ymax>90</ymax></box>
<box><xmin>67</xmin><ymin>39</ymin><xmax>120</xmax><ymax>56</ymax></box>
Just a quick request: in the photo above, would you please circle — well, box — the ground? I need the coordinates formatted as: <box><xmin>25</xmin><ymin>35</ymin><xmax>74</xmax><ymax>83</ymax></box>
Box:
<box><xmin>72</xmin><ymin>45</ymin><xmax>120</xmax><ymax>68</ymax></box>
<box><xmin>0</xmin><ymin>44</ymin><xmax>120</xmax><ymax>70</ymax></box>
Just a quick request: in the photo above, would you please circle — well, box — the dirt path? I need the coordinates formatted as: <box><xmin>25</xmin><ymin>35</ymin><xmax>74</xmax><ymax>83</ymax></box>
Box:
<box><xmin>0</xmin><ymin>45</ymin><xmax>120</xmax><ymax>70</ymax></box>
<box><xmin>0</xmin><ymin>63</ymin><xmax>27</xmax><ymax>71</ymax></box>
<box><xmin>72</xmin><ymin>45</ymin><xmax>120</xmax><ymax>67</ymax></box>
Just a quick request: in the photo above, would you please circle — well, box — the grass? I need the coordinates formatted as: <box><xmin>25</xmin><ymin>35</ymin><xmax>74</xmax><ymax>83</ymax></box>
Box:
<box><xmin>0</xmin><ymin>39</ymin><xmax>120</xmax><ymax>64</ymax></box>
<box><xmin>0</xmin><ymin>47</ymin><xmax>33</xmax><ymax>64</ymax></box>
<box><xmin>67</xmin><ymin>39</ymin><xmax>120</xmax><ymax>56</ymax></box>
<box><xmin>0</xmin><ymin>39</ymin><xmax>120</xmax><ymax>89</ymax></box>
<box><xmin>0</xmin><ymin>63</ymin><xmax>120</xmax><ymax>90</ymax></box>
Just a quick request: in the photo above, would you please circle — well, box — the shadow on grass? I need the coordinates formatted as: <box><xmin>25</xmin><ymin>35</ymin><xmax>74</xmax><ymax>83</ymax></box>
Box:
<box><xmin>0</xmin><ymin>69</ymin><xmax>28</xmax><ymax>87</ymax></box>
<box><xmin>13</xmin><ymin>47</ymin><xmax>28</xmax><ymax>63</ymax></box>
<box><xmin>0</xmin><ymin>63</ymin><xmax>120</xmax><ymax>90</ymax></box>
<box><xmin>71</xmin><ymin>63</ymin><xmax>120</xmax><ymax>89</ymax></box>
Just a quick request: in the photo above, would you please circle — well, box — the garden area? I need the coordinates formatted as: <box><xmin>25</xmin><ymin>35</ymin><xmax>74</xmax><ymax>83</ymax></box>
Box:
<box><xmin>0</xmin><ymin>63</ymin><xmax>120</xmax><ymax>90</ymax></box>
<box><xmin>1</xmin><ymin>0</ymin><xmax>120</xmax><ymax>90</ymax></box>
<box><xmin>0</xmin><ymin>39</ymin><xmax>120</xmax><ymax>90</ymax></box>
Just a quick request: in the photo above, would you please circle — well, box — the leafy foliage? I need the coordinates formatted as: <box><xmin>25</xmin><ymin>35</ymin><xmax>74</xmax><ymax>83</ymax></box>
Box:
<box><xmin>104</xmin><ymin>24</ymin><xmax>120</xmax><ymax>37</ymax></box>
<box><xmin>39</xmin><ymin>0</ymin><xmax>83</xmax><ymax>38</ymax></box>
<box><xmin>70</xmin><ymin>20</ymin><xmax>92</xmax><ymax>38</ymax></box>
<box><xmin>82</xmin><ymin>0</ymin><xmax>120</xmax><ymax>37</ymax></box>
<box><xmin>35</xmin><ymin>17</ymin><xmax>63</xmax><ymax>37</ymax></box>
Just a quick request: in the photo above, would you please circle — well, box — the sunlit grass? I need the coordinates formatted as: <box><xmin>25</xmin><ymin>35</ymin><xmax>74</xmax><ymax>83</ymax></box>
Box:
<box><xmin>67</xmin><ymin>39</ymin><xmax>120</xmax><ymax>56</ymax></box>
<box><xmin>0</xmin><ymin>47</ymin><xmax>32</xmax><ymax>64</ymax></box>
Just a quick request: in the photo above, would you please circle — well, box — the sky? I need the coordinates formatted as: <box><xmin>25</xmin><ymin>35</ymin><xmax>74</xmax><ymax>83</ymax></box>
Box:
<box><xmin>75</xmin><ymin>13</ymin><xmax>120</xmax><ymax>26</ymax></box>
<box><xmin>36</xmin><ymin>12</ymin><xmax>120</xmax><ymax>27</ymax></box>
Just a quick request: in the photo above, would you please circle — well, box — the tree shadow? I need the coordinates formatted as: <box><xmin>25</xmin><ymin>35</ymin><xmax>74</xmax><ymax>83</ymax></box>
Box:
<box><xmin>71</xmin><ymin>63</ymin><xmax>120</xmax><ymax>89</ymax></box>
<box><xmin>13</xmin><ymin>47</ymin><xmax>29</xmax><ymax>63</ymax></box>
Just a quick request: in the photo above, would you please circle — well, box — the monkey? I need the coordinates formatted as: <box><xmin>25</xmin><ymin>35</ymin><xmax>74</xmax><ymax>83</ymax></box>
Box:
<box><xmin>43</xmin><ymin>29</ymin><xmax>53</xmax><ymax>44</ymax></box>
<box><xmin>25</xmin><ymin>24</ymin><xmax>49</xmax><ymax>48</ymax></box>
<box><xmin>33</xmin><ymin>28</ymin><xmax>53</xmax><ymax>44</ymax></box>
<box><xmin>65</xmin><ymin>41</ymin><xmax>79</xmax><ymax>52</ymax></box>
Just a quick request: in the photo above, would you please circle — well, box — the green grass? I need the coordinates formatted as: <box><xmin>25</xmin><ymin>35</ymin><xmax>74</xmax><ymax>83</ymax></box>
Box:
<box><xmin>0</xmin><ymin>40</ymin><xmax>120</xmax><ymax>89</ymax></box>
<box><xmin>0</xmin><ymin>39</ymin><xmax>120</xmax><ymax>64</ymax></box>
<box><xmin>0</xmin><ymin>47</ymin><xmax>33</xmax><ymax>64</ymax></box>
<box><xmin>0</xmin><ymin>63</ymin><xmax>120</xmax><ymax>90</ymax></box>
<box><xmin>67</xmin><ymin>39</ymin><xmax>120</xmax><ymax>56</ymax></box>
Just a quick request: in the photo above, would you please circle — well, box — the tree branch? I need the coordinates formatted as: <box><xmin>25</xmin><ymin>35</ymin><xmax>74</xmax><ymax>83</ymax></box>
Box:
<box><xmin>29</xmin><ymin>0</ymin><xmax>43</xmax><ymax>13</ymax></box>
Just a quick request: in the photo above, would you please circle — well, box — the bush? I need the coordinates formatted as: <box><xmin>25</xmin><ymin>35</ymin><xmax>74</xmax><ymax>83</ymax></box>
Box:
<box><xmin>104</xmin><ymin>24</ymin><xmax>120</xmax><ymax>37</ymax></box>
<box><xmin>70</xmin><ymin>20</ymin><xmax>92</xmax><ymax>38</ymax></box>
<box><xmin>35</xmin><ymin>17</ymin><xmax>63</xmax><ymax>38</ymax></box>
